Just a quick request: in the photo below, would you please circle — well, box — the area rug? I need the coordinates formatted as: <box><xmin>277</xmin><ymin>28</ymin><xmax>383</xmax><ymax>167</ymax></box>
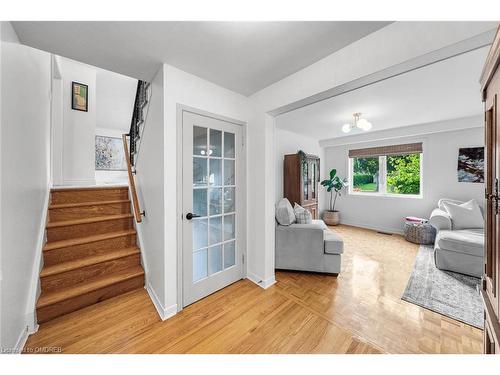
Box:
<box><xmin>402</xmin><ymin>245</ymin><xmax>483</xmax><ymax>329</ymax></box>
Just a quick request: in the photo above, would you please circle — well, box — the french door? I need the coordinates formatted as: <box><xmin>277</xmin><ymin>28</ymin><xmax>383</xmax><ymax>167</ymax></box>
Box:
<box><xmin>182</xmin><ymin>110</ymin><xmax>244</xmax><ymax>307</ymax></box>
<box><xmin>485</xmin><ymin>99</ymin><xmax>498</xmax><ymax>316</ymax></box>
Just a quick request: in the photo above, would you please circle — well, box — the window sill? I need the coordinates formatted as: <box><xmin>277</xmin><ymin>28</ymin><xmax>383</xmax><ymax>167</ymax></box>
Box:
<box><xmin>348</xmin><ymin>192</ymin><xmax>423</xmax><ymax>200</ymax></box>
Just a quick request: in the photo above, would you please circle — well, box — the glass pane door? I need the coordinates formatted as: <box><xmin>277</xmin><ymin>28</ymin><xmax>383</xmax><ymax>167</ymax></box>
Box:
<box><xmin>311</xmin><ymin>161</ymin><xmax>316</xmax><ymax>199</ymax></box>
<box><xmin>192</xmin><ymin>126</ymin><xmax>236</xmax><ymax>283</ymax></box>
<box><xmin>302</xmin><ymin>160</ymin><xmax>308</xmax><ymax>200</ymax></box>
<box><xmin>183</xmin><ymin>110</ymin><xmax>244</xmax><ymax>307</ymax></box>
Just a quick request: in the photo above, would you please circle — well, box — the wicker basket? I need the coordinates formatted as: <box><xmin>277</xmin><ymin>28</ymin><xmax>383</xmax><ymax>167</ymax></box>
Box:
<box><xmin>404</xmin><ymin>222</ymin><xmax>436</xmax><ymax>245</ymax></box>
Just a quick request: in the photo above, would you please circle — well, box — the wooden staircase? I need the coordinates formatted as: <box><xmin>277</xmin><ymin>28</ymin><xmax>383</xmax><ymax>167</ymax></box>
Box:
<box><xmin>36</xmin><ymin>186</ymin><xmax>145</xmax><ymax>323</ymax></box>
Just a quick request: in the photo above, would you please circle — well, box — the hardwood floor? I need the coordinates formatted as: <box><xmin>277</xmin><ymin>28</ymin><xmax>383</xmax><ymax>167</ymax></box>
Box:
<box><xmin>277</xmin><ymin>225</ymin><xmax>483</xmax><ymax>354</ymax></box>
<box><xmin>24</xmin><ymin>225</ymin><xmax>483</xmax><ymax>354</ymax></box>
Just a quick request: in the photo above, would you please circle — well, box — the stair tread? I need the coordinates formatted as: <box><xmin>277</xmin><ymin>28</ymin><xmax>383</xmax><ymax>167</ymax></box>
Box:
<box><xmin>46</xmin><ymin>213</ymin><xmax>133</xmax><ymax>228</ymax></box>
<box><xmin>37</xmin><ymin>266</ymin><xmax>144</xmax><ymax>308</ymax></box>
<box><xmin>49</xmin><ymin>199</ymin><xmax>130</xmax><ymax>209</ymax></box>
<box><xmin>44</xmin><ymin>229</ymin><xmax>136</xmax><ymax>251</ymax></box>
<box><xmin>51</xmin><ymin>186</ymin><xmax>128</xmax><ymax>192</ymax></box>
<box><xmin>40</xmin><ymin>247</ymin><xmax>140</xmax><ymax>277</ymax></box>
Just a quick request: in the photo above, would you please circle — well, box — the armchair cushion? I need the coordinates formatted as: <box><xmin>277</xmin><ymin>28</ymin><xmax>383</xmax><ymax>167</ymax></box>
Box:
<box><xmin>435</xmin><ymin>229</ymin><xmax>484</xmax><ymax>257</ymax></box>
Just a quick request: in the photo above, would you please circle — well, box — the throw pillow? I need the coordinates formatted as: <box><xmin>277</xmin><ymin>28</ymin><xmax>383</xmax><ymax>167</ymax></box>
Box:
<box><xmin>294</xmin><ymin>203</ymin><xmax>312</xmax><ymax>224</ymax></box>
<box><xmin>442</xmin><ymin>199</ymin><xmax>484</xmax><ymax>230</ymax></box>
<box><xmin>438</xmin><ymin>198</ymin><xmax>464</xmax><ymax>212</ymax></box>
<box><xmin>275</xmin><ymin>198</ymin><xmax>295</xmax><ymax>226</ymax></box>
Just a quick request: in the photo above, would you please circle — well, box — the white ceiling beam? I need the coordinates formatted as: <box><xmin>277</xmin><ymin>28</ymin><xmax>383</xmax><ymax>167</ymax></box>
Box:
<box><xmin>270</xmin><ymin>29</ymin><xmax>496</xmax><ymax>117</ymax></box>
<box><xmin>319</xmin><ymin>115</ymin><xmax>483</xmax><ymax>148</ymax></box>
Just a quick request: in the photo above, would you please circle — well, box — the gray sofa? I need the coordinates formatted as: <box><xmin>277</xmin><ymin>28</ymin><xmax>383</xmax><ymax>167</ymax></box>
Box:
<box><xmin>275</xmin><ymin>219</ymin><xmax>344</xmax><ymax>274</ymax></box>
<box><xmin>429</xmin><ymin>202</ymin><xmax>484</xmax><ymax>278</ymax></box>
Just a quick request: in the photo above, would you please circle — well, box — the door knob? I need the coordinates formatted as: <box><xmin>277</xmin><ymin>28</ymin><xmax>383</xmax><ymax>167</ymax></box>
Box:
<box><xmin>186</xmin><ymin>213</ymin><xmax>201</xmax><ymax>220</ymax></box>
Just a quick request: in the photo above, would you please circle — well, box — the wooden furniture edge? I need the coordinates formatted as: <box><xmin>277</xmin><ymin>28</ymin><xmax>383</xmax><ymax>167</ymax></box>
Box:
<box><xmin>482</xmin><ymin>289</ymin><xmax>500</xmax><ymax>340</ymax></box>
<box><xmin>481</xmin><ymin>25</ymin><xmax>500</xmax><ymax>97</ymax></box>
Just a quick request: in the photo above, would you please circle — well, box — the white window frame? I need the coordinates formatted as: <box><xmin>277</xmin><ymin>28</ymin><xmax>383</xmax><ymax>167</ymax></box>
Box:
<box><xmin>348</xmin><ymin>153</ymin><xmax>423</xmax><ymax>199</ymax></box>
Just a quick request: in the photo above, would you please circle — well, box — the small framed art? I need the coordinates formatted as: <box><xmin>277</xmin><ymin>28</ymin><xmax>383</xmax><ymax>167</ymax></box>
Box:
<box><xmin>72</xmin><ymin>81</ymin><xmax>88</xmax><ymax>112</ymax></box>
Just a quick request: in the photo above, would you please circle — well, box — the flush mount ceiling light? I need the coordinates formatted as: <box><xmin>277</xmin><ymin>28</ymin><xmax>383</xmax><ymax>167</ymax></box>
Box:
<box><xmin>341</xmin><ymin>113</ymin><xmax>373</xmax><ymax>133</ymax></box>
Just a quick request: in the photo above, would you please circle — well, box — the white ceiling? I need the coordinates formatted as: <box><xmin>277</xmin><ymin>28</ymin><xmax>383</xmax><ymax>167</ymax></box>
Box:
<box><xmin>276</xmin><ymin>46</ymin><xmax>489</xmax><ymax>141</ymax></box>
<box><xmin>11</xmin><ymin>21</ymin><xmax>391</xmax><ymax>96</ymax></box>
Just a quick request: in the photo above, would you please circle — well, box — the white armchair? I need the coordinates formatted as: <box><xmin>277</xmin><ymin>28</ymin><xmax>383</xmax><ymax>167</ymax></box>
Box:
<box><xmin>429</xmin><ymin>200</ymin><xmax>484</xmax><ymax>278</ymax></box>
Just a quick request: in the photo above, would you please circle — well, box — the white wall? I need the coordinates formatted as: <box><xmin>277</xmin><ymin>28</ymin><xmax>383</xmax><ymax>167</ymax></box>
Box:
<box><xmin>96</xmin><ymin>69</ymin><xmax>136</xmax><ymax>131</ymax></box>
<box><xmin>53</xmin><ymin>62</ymin><xmax>136</xmax><ymax>186</ymax></box>
<box><xmin>133</xmin><ymin>63</ymin><xmax>249</xmax><ymax>317</ymax></box>
<box><xmin>59</xmin><ymin>57</ymin><xmax>97</xmax><ymax>186</ymax></box>
<box><xmin>51</xmin><ymin>56</ymin><xmax>64</xmax><ymax>186</ymax></box>
<box><xmin>94</xmin><ymin>70</ymin><xmax>137</xmax><ymax>185</ymax></box>
<box><xmin>0</xmin><ymin>42</ymin><xmax>51</xmax><ymax>351</ymax></box>
<box><xmin>134</xmin><ymin>66</ymin><xmax>166</xmax><ymax>317</ymax></box>
<box><xmin>275</xmin><ymin>128</ymin><xmax>324</xmax><ymax>205</ymax></box>
<box><xmin>323</xmin><ymin>118</ymin><xmax>484</xmax><ymax>234</ymax></box>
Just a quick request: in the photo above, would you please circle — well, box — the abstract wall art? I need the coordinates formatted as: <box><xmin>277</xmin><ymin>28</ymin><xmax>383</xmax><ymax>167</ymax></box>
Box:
<box><xmin>95</xmin><ymin>135</ymin><xmax>127</xmax><ymax>171</ymax></box>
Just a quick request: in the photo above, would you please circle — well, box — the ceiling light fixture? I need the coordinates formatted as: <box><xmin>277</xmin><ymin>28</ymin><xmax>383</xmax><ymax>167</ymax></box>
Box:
<box><xmin>341</xmin><ymin>113</ymin><xmax>373</xmax><ymax>133</ymax></box>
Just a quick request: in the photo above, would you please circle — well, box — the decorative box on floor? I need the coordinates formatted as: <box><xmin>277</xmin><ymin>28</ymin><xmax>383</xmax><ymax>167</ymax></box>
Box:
<box><xmin>404</xmin><ymin>218</ymin><xmax>436</xmax><ymax>245</ymax></box>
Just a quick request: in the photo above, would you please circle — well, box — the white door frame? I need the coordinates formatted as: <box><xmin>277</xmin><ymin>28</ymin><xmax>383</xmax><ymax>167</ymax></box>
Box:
<box><xmin>176</xmin><ymin>104</ymin><xmax>247</xmax><ymax>311</ymax></box>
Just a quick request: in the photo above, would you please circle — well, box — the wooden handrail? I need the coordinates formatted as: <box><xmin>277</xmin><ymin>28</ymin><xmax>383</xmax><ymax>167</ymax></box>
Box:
<box><xmin>123</xmin><ymin>134</ymin><xmax>142</xmax><ymax>223</ymax></box>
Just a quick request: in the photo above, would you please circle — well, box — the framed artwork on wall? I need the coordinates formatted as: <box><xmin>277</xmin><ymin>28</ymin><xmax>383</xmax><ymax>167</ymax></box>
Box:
<box><xmin>95</xmin><ymin>135</ymin><xmax>127</xmax><ymax>171</ymax></box>
<box><xmin>457</xmin><ymin>147</ymin><xmax>484</xmax><ymax>183</ymax></box>
<box><xmin>72</xmin><ymin>81</ymin><xmax>88</xmax><ymax>112</ymax></box>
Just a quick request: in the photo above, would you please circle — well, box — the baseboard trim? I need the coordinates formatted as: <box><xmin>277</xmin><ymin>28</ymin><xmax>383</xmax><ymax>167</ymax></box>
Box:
<box><xmin>12</xmin><ymin>327</ymin><xmax>29</xmax><ymax>354</ymax></box>
<box><xmin>25</xmin><ymin>183</ymin><xmax>51</xmax><ymax>338</ymax></box>
<box><xmin>61</xmin><ymin>179</ymin><xmax>96</xmax><ymax>186</ymax></box>
<box><xmin>163</xmin><ymin>304</ymin><xmax>178</xmax><ymax>320</ymax></box>
<box><xmin>11</xmin><ymin>320</ymin><xmax>39</xmax><ymax>354</ymax></box>
<box><xmin>26</xmin><ymin>311</ymin><xmax>39</xmax><ymax>334</ymax></box>
<box><xmin>247</xmin><ymin>272</ymin><xmax>276</xmax><ymax>289</ymax></box>
<box><xmin>145</xmin><ymin>283</ymin><xmax>177</xmax><ymax>321</ymax></box>
<box><xmin>28</xmin><ymin>322</ymin><xmax>39</xmax><ymax>335</ymax></box>
<box><xmin>338</xmin><ymin>220</ymin><xmax>404</xmax><ymax>235</ymax></box>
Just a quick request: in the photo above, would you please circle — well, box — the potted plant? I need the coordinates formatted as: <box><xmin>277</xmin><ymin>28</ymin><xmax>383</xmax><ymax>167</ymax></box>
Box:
<box><xmin>321</xmin><ymin>169</ymin><xmax>347</xmax><ymax>226</ymax></box>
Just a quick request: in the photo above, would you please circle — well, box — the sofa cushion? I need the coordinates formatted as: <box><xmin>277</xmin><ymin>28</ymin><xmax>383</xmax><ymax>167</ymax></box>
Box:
<box><xmin>435</xmin><ymin>229</ymin><xmax>484</xmax><ymax>257</ymax></box>
<box><xmin>324</xmin><ymin>230</ymin><xmax>344</xmax><ymax>255</ymax></box>
<box><xmin>275</xmin><ymin>198</ymin><xmax>295</xmax><ymax>226</ymax></box>
<box><xmin>294</xmin><ymin>203</ymin><xmax>312</xmax><ymax>224</ymax></box>
<box><xmin>442</xmin><ymin>199</ymin><xmax>484</xmax><ymax>230</ymax></box>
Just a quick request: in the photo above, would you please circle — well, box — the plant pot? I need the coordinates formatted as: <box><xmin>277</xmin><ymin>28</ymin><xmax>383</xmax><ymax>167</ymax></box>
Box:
<box><xmin>323</xmin><ymin>210</ymin><xmax>340</xmax><ymax>226</ymax></box>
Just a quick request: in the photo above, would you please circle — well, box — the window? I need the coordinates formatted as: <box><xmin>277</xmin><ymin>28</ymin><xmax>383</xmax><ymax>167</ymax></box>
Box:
<box><xmin>352</xmin><ymin>156</ymin><xmax>380</xmax><ymax>193</ymax></box>
<box><xmin>349</xmin><ymin>143</ymin><xmax>422</xmax><ymax>197</ymax></box>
